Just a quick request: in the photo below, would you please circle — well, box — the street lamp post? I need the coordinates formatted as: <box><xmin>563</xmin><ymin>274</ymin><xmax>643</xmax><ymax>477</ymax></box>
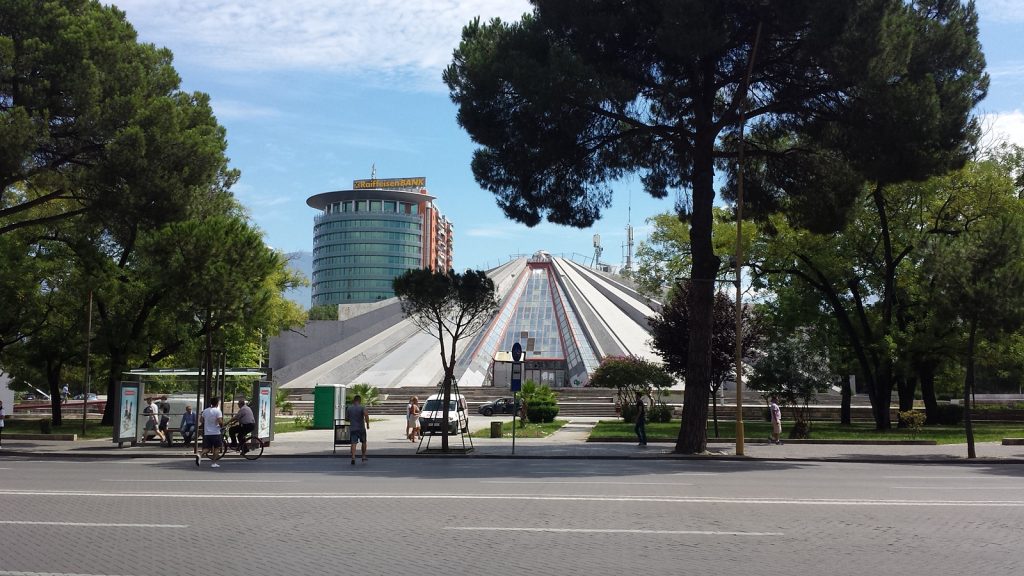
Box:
<box><xmin>81</xmin><ymin>290</ymin><xmax>93</xmax><ymax>436</ymax></box>
<box><xmin>734</xmin><ymin>12</ymin><xmax>766</xmax><ymax>457</ymax></box>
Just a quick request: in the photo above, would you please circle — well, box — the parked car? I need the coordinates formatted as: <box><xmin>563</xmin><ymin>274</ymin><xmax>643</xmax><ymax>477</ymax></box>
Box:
<box><xmin>419</xmin><ymin>393</ymin><xmax>470</xmax><ymax>435</ymax></box>
<box><xmin>73</xmin><ymin>393</ymin><xmax>99</xmax><ymax>401</ymax></box>
<box><xmin>478</xmin><ymin>397</ymin><xmax>522</xmax><ymax>417</ymax></box>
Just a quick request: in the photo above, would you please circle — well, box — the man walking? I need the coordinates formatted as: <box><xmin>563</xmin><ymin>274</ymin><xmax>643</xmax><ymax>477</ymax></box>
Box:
<box><xmin>197</xmin><ymin>397</ymin><xmax>224</xmax><ymax>468</ymax></box>
<box><xmin>228</xmin><ymin>399</ymin><xmax>256</xmax><ymax>453</ymax></box>
<box><xmin>345</xmin><ymin>395</ymin><xmax>370</xmax><ymax>465</ymax></box>
<box><xmin>769</xmin><ymin>396</ymin><xmax>784</xmax><ymax>445</ymax></box>
<box><xmin>634</xmin><ymin>392</ymin><xmax>647</xmax><ymax>446</ymax></box>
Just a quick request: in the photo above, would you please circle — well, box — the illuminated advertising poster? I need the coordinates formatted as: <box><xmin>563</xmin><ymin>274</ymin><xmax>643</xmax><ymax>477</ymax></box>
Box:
<box><xmin>117</xmin><ymin>384</ymin><xmax>139</xmax><ymax>442</ymax></box>
<box><xmin>256</xmin><ymin>384</ymin><xmax>272</xmax><ymax>440</ymax></box>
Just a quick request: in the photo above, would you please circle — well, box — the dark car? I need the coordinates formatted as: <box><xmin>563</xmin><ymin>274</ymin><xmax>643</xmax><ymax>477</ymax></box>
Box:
<box><xmin>477</xmin><ymin>397</ymin><xmax>522</xmax><ymax>417</ymax></box>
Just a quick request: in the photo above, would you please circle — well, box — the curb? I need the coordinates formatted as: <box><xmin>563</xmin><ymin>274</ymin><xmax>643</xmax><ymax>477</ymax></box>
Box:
<box><xmin>1</xmin><ymin>449</ymin><xmax>1022</xmax><ymax>465</ymax></box>
<box><xmin>588</xmin><ymin>438</ymin><xmax>940</xmax><ymax>446</ymax></box>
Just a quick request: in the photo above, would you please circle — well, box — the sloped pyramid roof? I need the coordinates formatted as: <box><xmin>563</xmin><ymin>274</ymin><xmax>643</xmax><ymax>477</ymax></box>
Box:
<box><xmin>270</xmin><ymin>254</ymin><xmax>662</xmax><ymax>390</ymax></box>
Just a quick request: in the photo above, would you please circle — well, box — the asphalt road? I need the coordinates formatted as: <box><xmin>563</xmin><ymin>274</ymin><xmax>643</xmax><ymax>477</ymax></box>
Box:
<box><xmin>0</xmin><ymin>456</ymin><xmax>1021</xmax><ymax>575</ymax></box>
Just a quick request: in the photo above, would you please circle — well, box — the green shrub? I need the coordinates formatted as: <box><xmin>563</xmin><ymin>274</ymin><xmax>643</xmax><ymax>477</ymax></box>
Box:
<box><xmin>898</xmin><ymin>410</ymin><xmax>926</xmax><ymax>436</ymax></box>
<box><xmin>620</xmin><ymin>403</ymin><xmax>671</xmax><ymax>423</ymax></box>
<box><xmin>934</xmin><ymin>403</ymin><xmax>963</xmax><ymax>425</ymax></box>
<box><xmin>348</xmin><ymin>383</ymin><xmax>380</xmax><ymax>406</ymax></box>
<box><xmin>39</xmin><ymin>418</ymin><xmax>52</xmax><ymax>434</ymax></box>
<box><xmin>648</xmin><ymin>403</ymin><xmax>673</xmax><ymax>423</ymax></box>
<box><xmin>620</xmin><ymin>403</ymin><xmax>639</xmax><ymax>423</ymax></box>
<box><xmin>788</xmin><ymin>420</ymin><xmax>811</xmax><ymax>439</ymax></box>
<box><xmin>526</xmin><ymin>403</ymin><xmax>559</xmax><ymax>423</ymax></box>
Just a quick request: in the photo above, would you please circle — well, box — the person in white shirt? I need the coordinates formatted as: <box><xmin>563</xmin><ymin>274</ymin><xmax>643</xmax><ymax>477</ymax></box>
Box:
<box><xmin>0</xmin><ymin>399</ymin><xmax>6</xmax><ymax>448</ymax></box>
<box><xmin>770</xmin><ymin>397</ymin><xmax>784</xmax><ymax>446</ymax></box>
<box><xmin>197</xmin><ymin>397</ymin><xmax>224</xmax><ymax>468</ymax></box>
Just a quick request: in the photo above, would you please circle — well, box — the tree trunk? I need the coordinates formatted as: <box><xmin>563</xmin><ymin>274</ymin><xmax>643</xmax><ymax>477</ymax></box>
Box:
<box><xmin>873</xmin><ymin>361</ymin><xmax>894</xmax><ymax>430</ymax></box>
<box><xmin>840</xmin><ymin>376</ymin><xmax>852</xmax><ymax>425</ymax></box>
<box><xmin>896</xmin><ymin>375</ymin><xmax>918</xmax><ymax>426</ymax></box>
<box><xmin>676</xmin><ymin>141</ymin><xmax>718</xmax><ymax>454</ymax></box>
<box><xmin>964</xmin><ymin>320</ymin><xmax>977</xmax><ymax>459</ymax></box>
<box><xmin>47</xmin><ymin>358</ymin><xmax>63</xmax><ymax>427</ymax></box>
<box><xmin>101</xmin><ymin>352</ymin><xmax>127</xmax><ymax>426</ymax></box>
<box><xmin>441</xmin><ymin>370</ymin><xmax>452</xmax><ymax>451</ymax></box>
<box><xmin>919</xmin><ymin>362</ymin><xmax>939</xmax><ymax>425</ymax></box>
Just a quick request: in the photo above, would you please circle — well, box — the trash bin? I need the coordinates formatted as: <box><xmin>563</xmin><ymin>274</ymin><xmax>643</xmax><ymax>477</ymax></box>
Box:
<box><xmin>490</xmin><ymin>421</ymin><xmax>503</xmax><ymax>438</ymax></box>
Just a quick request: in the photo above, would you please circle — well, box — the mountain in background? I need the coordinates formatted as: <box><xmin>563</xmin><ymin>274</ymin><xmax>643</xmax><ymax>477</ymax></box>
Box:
<box><xmin>284</xmin><ymin>251</ymin><xmax>313</xmax><ymax>309</ymax></box>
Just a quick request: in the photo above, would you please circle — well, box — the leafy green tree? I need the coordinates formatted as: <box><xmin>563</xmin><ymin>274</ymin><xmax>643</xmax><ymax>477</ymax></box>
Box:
<box><xmin>750</xmin><ymin>156</ymin><xmax>1022</xmax><ymax>429</ymax></box>
<box><xmin>927</xmin><ymin>214</ymin><xmax>1024</xmax><ymax>458</ymax></box>
<box><xmin>444</xmin><ymin>0</ymin><xmax>986</xmax><ymax>452</ymax></box>
<box><xmin>0</xmin><ymin>0</ymin><xmax>189</xmax><ymax>235</ymax></box>
<box><xmin>649</xmin><ymin>282</ymin><xmax>763</xmax><ymax>437</ymax></box>
<box><xmin>588</xmin><ymin>355</ymin><xmax>674</xmax><ymax>420</ymax></box>
<box><xmin>393</xmin><ymin>269</ymin><xmax>498</xmax><ymax>451</ymax></box>
<box><xmin>308</xmin><ymin>305</ymin><xmax>338</xmax><ymax>321</ymax></box>
<box><xmin>748</xmin><ymin>330</ymin><xmax>834</xmax><ymax>438</ymax></box>
<box><xmin>0</xmin><ymin>231</ymin><xmax>48</xmax><ymax>355</ymax></box>
<box><xmin>633</xmin><ymin>209</ymin><xmax>755</xmax><ymax>298</ymax></box>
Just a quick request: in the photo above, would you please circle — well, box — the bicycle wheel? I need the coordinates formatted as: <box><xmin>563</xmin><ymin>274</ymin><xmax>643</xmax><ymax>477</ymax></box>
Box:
<box><xmin>208</xmin><ymin>434</ymin><xmax>228</xmax><ymax>461</ymax></box>
<box><xmin>242</xmin><ymin>436</ymin><xmax>263</xmax><ymax>460</ymax></box>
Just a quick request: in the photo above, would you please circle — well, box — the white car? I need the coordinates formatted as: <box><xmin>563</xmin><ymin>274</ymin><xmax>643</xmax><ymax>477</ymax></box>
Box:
<box><xmin>419</xmin><ymin>393</ymin><xmax>470</xmax><ymax>435</ymax></box>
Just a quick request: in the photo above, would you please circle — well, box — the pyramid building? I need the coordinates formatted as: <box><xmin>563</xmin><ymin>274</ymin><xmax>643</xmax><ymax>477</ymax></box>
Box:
<box><xmin>270</xmin><ymin>252</ymin><xmax>663</xmax><ymax>392</ymax></box>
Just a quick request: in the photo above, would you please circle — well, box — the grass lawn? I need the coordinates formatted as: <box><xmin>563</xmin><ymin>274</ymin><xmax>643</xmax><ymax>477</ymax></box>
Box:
<box><xmin>273</xmin><ymin>419</ymin><xmax>312</xmax><ymax>434</ymax></box>
<box><xmin>589</xmin><ymin>420</ymin><xmax>1024</xmax><ymax>444</ymax></box>
<box><xmin>471</xmin><ymin>419</ymin><xmax>568</xmax><ymax>439</ymax></box>
<box><xmin>3</xmin><ymin>418</ymin><xmax>112</xmax><ymax>439</ymax></box>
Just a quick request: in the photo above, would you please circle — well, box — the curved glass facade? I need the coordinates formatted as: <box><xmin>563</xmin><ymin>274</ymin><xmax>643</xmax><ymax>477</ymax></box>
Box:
<box><xmin>310</xmin><ymin>191</ymin><xmax>427</xmax><ymax>306</ymax></box>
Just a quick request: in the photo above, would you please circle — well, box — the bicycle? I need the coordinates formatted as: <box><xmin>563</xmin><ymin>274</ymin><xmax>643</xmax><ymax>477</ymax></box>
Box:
<box><xmin>207</xmin><ymin>427</ymin><xmax>264</xmax><ymax>461</ymax></box>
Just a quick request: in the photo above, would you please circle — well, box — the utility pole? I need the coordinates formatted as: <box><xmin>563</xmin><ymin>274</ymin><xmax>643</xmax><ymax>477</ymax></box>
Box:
<box><xmin>734</xmin><ymin>9</ymin><xmax>766</xmax><ymax>457</ymax></box>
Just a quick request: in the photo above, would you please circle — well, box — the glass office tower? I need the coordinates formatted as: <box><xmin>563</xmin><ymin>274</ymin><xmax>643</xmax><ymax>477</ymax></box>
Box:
<box><xmin>307</xmin><ymin>177</ymin><xmax>453</xmax><ymax>307</ymax></box>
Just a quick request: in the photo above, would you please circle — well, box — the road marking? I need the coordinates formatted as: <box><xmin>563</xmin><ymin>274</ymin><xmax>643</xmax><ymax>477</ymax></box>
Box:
<box><xmin>447</xmin><ymin>527</ymin><xmax>783</xmax><ymax>536</ymax></box>
<box><xmin>1</xmin><ymin>490</ymin><xmax>1022</xmax><ymax>507</ymax></box>
<box><xmin>890</xmin><ymin>486</ymin><xmax>1022</xmax><ymax>490</ymax></box>
<box><xmin>0</xmin><ymin>572</ymin><xmax>138</xmax><ymax>576</ymax></box>
<box><xmin>0</xmin><ymin>520</ymin><xmax>187</xmax><ymax>528</ymax></box>
<box><xmin>883</xmin><ymin>476</ymin><xmax>1003</xmax><ymax>480</ymax></box>
<box><xmin>100</xmin><ymin>479</ymin><xmax>298</xmax><ymax>483</ymax></box>
<box><xmin>481</xmin><ymin>477</ymin><xmax>692</xmax><ymax>481</ymax></box>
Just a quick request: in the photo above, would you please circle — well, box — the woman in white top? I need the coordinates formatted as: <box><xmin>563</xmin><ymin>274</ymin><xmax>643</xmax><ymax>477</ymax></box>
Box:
<box><xmin>0</xmin><ymin>399</ymin><xmax>5</xmax><ymax>448</ymax></box>
<box><xmin>407</xmin><ymin>396</ymin><xmax>420</xmax><ymax>442</ymax></box>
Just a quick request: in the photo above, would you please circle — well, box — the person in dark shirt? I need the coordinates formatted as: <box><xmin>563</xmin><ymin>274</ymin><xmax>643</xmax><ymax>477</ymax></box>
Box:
<box><xmin>345</xmin><ymin>395</ymin><xmax>370</xmax><ymax>465</ymax></box>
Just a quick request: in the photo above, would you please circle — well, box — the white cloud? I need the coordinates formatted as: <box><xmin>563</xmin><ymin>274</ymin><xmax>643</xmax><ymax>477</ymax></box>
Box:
<box><xmin>975</xmin><ymin>0</ymin><xmax>1024</xmax><ymax>22</ymax></box>
<box><xmin>464</xmin><ymin>226</ymin><xmax>515</xmax><ymax>239</ymax></box>
<box><xmin>211</xmin><ymin>98</ymin><xmax>281</xmax><ymax>120</ymax></box>
<box><xmin>114</xmin><ymin>0</ymin><xmax>531</xmax><ymax>90</ymax></box>
<box><xmin>988</xmin><ymin>61</ymin><xmax>1024</xmax><ymax>85</ymax></box>
<box><xmin>979</xmin><ymin>110</ymin><xmax>1024</xmax><ymax>150</ymax></box>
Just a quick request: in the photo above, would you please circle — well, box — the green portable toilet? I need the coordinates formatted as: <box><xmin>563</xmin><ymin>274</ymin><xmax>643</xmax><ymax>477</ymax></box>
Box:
<box><xmin>313</xmin><ymin>385</ymin><xmax>346</xmax><ymax>429</ymax></box>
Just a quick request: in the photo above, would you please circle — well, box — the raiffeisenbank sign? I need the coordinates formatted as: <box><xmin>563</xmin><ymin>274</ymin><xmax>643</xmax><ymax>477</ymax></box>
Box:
<box><xmin>352</xmin><ymin>177</ymin><xmax>426</xmax><ymax>190</ymax></box>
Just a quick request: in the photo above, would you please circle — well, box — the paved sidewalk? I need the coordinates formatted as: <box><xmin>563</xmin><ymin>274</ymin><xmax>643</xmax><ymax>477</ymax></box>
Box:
<box><xmin>1</xmin><ymin>415</ymin><xmax>1022</xmax><ymax>463</ymax></box>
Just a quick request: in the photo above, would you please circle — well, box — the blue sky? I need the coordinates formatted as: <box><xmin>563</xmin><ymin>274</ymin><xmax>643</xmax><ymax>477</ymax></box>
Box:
<box><xmin>113</xmin><ymin>0</ymin><xmax>1024</xmax><ymax>274</ymax></box>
